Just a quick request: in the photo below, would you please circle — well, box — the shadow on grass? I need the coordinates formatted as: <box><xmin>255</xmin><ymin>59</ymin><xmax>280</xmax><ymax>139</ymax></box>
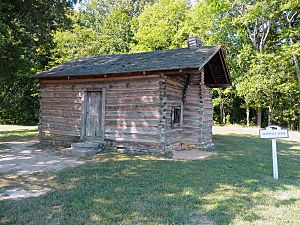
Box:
<box><xmin>0</xmin><ymin>129</ymin><xmax>38</xmax><ymax>142</ymax></box>
<box><xmin>1</xmin><ymin>134</ymin><xmax>300</xmax><ymax>224</ymax></box>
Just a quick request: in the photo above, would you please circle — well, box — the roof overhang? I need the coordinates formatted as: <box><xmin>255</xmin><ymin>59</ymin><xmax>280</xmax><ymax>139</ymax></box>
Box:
<box><xmin>202</xmin><ymin>48</ymin><xmax>231</xmax><ymax>88</ymax></box>
<box><xmin>35</xmin><ymin>46</ymin><xmax>231</xmax><ymax>88</ymax></box>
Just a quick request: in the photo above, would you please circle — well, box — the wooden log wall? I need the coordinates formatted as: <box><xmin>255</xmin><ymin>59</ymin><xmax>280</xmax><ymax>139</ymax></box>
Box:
<box><xmin>39</xmin><ymin>84</ymin><xmax>83</xmax><ymax>145</ymax></box>
<box><xmin>200</xmin><ymin>83</ymin><xmax>213</xmax><ymax>147</ymax></box>
<box><xmin>164</xmin><ymin>74</ymin><xmax>188</xmax><ymax>146</ymax></box>
<box><xmin>39</xmin><ymin>74</ymin><xmax>161</xmax><ymax>147</ymax></box>
<box><xmin>39</xmin><ymin>70</ymin><xmax>213</xmax><ymax>151</ymax></box>
<box><xmin>105</xmin><ymin>77</ymin><xmax>161</xmax><ymax>145</ymax></box>
<box><xmin>161</xmin><ymin>71</ymin><xmax>214</xmax><ymax>150</ymax></box>
<box><xmin>182</xmin><ymin>73</ymin><xmax>202</xmax><ymax>147</ymax></box>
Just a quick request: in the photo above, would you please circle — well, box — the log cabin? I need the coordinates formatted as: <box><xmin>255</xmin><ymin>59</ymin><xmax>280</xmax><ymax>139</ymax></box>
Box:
<box><xmin>35</xmin><ymin>40</ymin><xmax>230</xmax><ymax>154</ymax></box>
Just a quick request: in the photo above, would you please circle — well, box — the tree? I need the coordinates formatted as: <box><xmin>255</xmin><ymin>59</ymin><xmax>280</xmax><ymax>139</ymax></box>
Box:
<box><xmin>187</xmin><ymin>0</ymin><xmax>300</xmax><ymax>129</ymax></box>
<box><xmin>100</xmin><ymin>10</ymin><xmax>132</xmax><ymax>54</ymax></box>
<box><xmin>185</xmin><ymin>0</ymin><xmax>240</xmax><ymax>125</ymax></box>
<box><xmin>234</xmin><ymin>1</ymin><xmax>275</xmax><ymax>127</ymax></box>
<box><xmin>50</xmin><ymin>0</ymin><xmax>155</xmax><ymax>64</ymax></box>
<box><xmin>50</xmin><ymin>24</ymin><xmax>101</xmax><ymax>65</ymax></box>
<box><xmin>0</xmin><ymin>0</ymin><xmax>75</xmax><ymax>124</ymax></box>
<box><xmin>280</xmin><ymin>0</ymin><xmax>300</xmax><ymax>90</ymax></box>
<box><xmin>132</xmin><ymin>0</ymin><xmax>188</xmax><ymax>52</ymax></box>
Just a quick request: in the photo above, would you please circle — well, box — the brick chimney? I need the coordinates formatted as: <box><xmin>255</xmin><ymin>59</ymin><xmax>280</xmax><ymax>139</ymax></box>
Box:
<box><xmin>187</xmin><ymin>36</ymin><xmax>202</xmax><ymax>48</ymax></box>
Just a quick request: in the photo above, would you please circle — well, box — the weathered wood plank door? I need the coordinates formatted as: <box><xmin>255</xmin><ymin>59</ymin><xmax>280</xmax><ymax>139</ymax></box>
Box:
<box><xmin>84</xmin><ymin>91</ymin><xmax>102</xmax><ymax>139</ymax></box>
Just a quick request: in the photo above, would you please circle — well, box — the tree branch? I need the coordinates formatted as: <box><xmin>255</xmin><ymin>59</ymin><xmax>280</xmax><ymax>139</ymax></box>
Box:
<box><xmin>254</xmin><ymin>18</ymin><xmax>258</xmax><ymax>41</ymax></box>
<box><xmin>262</xmin><ymin>21</ymin><xmax>271</xmax><ymax>44</ymax></box>
<box><xmin>287</xmin><ymin>11</ymin><xmax>298</xmax><ymax>24</ymax></box>
<box><xmin>246</xmin><ymin>19</ymin><xmax>257</xmax><ymax>48</ymax></box>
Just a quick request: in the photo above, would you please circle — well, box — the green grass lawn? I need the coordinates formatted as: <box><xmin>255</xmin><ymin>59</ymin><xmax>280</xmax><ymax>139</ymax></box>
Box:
<box><xmin>0</xmin><ymin>126</ymin><xmax>38</xmax><ymax>142</ymax></box>
<box><xmin>1</xmin><ymin>127</ymin><xmax>300</xmax><ymax>224</ymax></box>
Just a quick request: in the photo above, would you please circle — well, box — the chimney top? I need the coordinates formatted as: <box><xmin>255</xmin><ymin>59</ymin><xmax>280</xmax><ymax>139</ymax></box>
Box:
<box><xmin>187</xmin><ymin>36</ymin><xmax>202</xmax><ymax>49</ymax></box>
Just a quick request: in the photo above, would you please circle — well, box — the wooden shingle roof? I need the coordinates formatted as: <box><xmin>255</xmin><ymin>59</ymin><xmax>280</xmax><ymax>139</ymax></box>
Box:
<box><xmin>35</xmin><ymin>46</ymin><xmax>230</xmax><ymax>87</ymax></box>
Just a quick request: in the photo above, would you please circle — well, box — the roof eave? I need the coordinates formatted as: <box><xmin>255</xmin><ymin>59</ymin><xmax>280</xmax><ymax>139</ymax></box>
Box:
<box><xmin>202</xmin><ymin>47</ymin><xmax>231</xmax><ymax>87</ymax></box>
<box><xmin>206</xmin><ymin>83</ymin><xmax>231</xmax><ymax>88</ymax></box>
<box><xmin>219</xmin><ymin>48</ymin><xmax>231</xmax><ymax>85</ymax></box>
<box><xmin>35</xmin><ymin>67</ymin><xmax>202</xmax><ymax>80</ymax></box>
<box><xmin>198</xmin><ymin>45</ymin><xmax>222</xmax><ymax>71</ymax></box>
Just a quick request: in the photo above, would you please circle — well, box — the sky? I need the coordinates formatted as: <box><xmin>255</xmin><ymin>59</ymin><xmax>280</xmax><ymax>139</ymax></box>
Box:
<box><xmin>189</xmin><ymin>0</ymin><xmax>197</xmax><ymax>6</ymax></box>
<box><xmin>74</xmin><ymin>0</ymin><xmax>198</xmax><ymax>11</ymax></box>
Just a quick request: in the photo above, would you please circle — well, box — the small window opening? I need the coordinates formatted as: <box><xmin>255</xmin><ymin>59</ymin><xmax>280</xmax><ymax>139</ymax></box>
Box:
<box><xmin>171</xmin><ymin>106</ymin><xmax>182</xmax><ymax>128</ymax></box>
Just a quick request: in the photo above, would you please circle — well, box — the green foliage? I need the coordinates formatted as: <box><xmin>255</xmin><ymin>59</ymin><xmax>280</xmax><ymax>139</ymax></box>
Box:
<box><xmin>132</xmin><ymin>0</ymin><xmax>188</xmax><ymax>52</ymax></box>
<box><xmin>50</xmin><ymin>0</ymin><xmax>155</xmax><ymax>65</ymax></box>
<box><xmin>0</xmin><ymin>76</ymin><xmax>39</xmax><ymax>125</ymax></box>
<box><xmin>1</xmin><ymin>0</ymin><xmax>299</xmax><ymax>129</ymax></box>
<box><xmin>50</xmin><ymin>24</ymin><xmax>101</xmax><ymax>65</ymax></box>
<box><xmin>100</xmin><ymin>10</ymin><xmax>133</xmax><ymax>54</ymax></box>
<box><xmin>0</xmin><ymin>0</ymin><xmax>75</xmax><ymax>125</ymax></box>
<box><xmin>204</xmin><ymin>0</ymin><xmax>300</xmax><ymax>129</ymax></box>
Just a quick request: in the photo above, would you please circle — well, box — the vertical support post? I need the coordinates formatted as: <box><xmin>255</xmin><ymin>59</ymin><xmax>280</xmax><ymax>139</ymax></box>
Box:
<box><xmin>159</xmin><ymin>73</ymin><xmax>167</xmax><ymax>150</ymax></box>
<box><xmin>199</xmin><ymin>69</ymin><xmax>205</xmax><ymax>147</ymax></box>
<box><xmin>80</xmin><ymin>90</ymin><xmax>88</xmax><ymax>140</ymax></box>
<box><xmin>272</xmin><ymin>139</ymin><xmax>278</xmax><ymax>180</ymax></box>
<box><xmin>101</xmin><ymin>88</ymin><xmax>106</xmax><ymax>142</ymax></box>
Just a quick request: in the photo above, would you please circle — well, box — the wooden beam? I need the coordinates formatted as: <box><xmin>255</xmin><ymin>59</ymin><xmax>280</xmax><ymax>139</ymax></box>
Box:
<box><xmin>207</xmin><ymin>61</ymin><xmax>217</xmax><ymax>84</ymax></box>
<box><xmin>38</xmin><ymin>68</ymin><xmax>201</xmax><ymax>81</ymax></box>
<box><xmin>80</xmin><ymin>91</ymin><xmax>87</xmax><ymax>140</ymax></box>
<box><xmin>157</xmin><ymin>69</ymin><xmax>199</xmax><ymax>75</ymax></box>
<box><xmin>218</xmin><ymin>50</ymin><xmax>230</xmax><ymax>84</ymax></box>
<box><xmin>180</xmin><ymin>102</ymin><xmax>184</xmax><ymax>127</ymax></box>
<box><xmin>41</xmin><ymin>74</ymin><xmax>160</xmax><ymax>83</ymax></box>
<box><xmin>101</xmin><ymin>88</ymin><xmax>106</xmax><ymax>142</ymax></box>
<box><xmin>206</xmin><ymin>83</ymin><xmax>230</xmax><ymax>88</ymax></box>
<box><xmin>39</xmin><ymin>71</ymin><xmax>160</xmax><ymax>80</ymax></box>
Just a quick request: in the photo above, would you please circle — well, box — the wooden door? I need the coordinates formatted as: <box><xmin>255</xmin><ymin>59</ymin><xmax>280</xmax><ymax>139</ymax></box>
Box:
<box><xmin>84</xmin><ymin>91</ymin><xmax>102</xmax><ymax>139</ymax></box>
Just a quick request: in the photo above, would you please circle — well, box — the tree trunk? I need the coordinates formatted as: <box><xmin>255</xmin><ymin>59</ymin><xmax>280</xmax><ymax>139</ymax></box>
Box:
<box><xmin>288</xmin><ymin>11</ymin><xmax>300</xmax><ymax>90</ymax></box>
<box><xmin>292</xmin><ymin>52</ymin><xmax>300</xmax><ymax>90</ymax></box>
<box><xmin>297</xmin><ymin>112</ymin><xmax>300</xmax><ymax>131</ymax></box>
<box><xmin>268</xmin><ymin>104</ymin><xmax>272</xmax><ymax>126</ymax></box>
<box><xmin>246</xmin><ymin>105</ymin><xmax>250</xmax><ymax>127</ymax></box>
<box><xmin>257</xmin><ymin>108</ymin><xmax>262</xmax><ymax>128</ymax></box>
<box><xmin>220</xmin><ymin>100</ymin><xmax>225</xmax><ymax>124</ymax></box>
<box><xmin>290</xmin><ymin>38</ymin><xmax>300</xmax><ymax>90</ymax></box>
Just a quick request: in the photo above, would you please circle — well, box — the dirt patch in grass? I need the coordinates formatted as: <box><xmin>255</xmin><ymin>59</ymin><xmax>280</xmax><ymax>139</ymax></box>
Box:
<box><xmin>0</xmin><ymin>125</ymin><xmax>300</xmax><ymax>224</ymax></box>
<box><xmin>0</xmin><ymin>126</ymin><xmax>85</xmax><ymax>201</ymax></box>
<box><xmin>0</xmin><ymin>140</ymin><xmax>84</xmax><ymax>175</ymax></box>
<box><xmin>172</xmin><ymin>150</ymin><xmax>216</xmax><ymax>160</ymax></box>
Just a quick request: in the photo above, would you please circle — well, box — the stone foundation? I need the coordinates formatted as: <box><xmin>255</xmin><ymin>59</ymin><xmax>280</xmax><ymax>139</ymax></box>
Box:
<box><xmin>102</xmin><ymin>140</ymin><xmax>212</xmax><ymax>154</ymax></box>
<box><xmin>41</xmin><ymin>137</ymin><xmax>213</xmax><ymax>155</ymax></box>
<box><xmin>102</xmin><ymin>140</ymin><xmax>170</xmax><ymax>155</ymax></box>
<box><xmin>99</xmin><ymin>140</ymin><xmax>183</xmax><ymax>155</ymax></box>
<box><xmin>181</xmin><ymin>143</ymin><xmax>199</xmax><ymax>150</ymax></box>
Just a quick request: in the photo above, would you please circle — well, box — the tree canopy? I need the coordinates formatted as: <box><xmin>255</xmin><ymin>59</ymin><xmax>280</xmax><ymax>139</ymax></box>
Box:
<box><xmin>0</xmin><ymin>0</ymin><xmax>299</xmax><ymax>129</ymax></box>
<box><xmin>0</xmin><ymin>0</ymin><xmax>76</xmax><ymax>124</ymax></box>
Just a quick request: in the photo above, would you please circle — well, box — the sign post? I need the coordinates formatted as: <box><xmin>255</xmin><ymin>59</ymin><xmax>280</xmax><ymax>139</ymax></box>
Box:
<box><xmin>271</xmin><ymin>139</ymin><xmax>278</xmax><ymax>179</ymax></box>
<box><xmin>259</xmin><ymin>125</ymin><xmax>289</xmax><ymax>180</ymax></box>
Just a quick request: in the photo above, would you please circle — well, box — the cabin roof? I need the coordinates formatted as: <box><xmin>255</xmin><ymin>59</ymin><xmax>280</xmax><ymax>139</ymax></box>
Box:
<box><xmin>35</xmin><ymin>46</ymin><xmax>231</xmax><ymax>87</ymax></box>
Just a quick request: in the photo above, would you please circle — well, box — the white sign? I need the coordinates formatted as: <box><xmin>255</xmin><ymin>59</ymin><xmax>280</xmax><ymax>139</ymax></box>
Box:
<box><xmin>259</xmin><ymin>126</ymin><xmax>289</xmax><ymax>139</ymax></box>
<box><xmin>259</xmin><ymin>125</ymin><xmax>289</xmax><ymax>180</ymax></box>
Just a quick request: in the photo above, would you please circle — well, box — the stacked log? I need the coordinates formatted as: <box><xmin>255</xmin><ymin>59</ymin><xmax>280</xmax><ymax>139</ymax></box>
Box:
<box><xmin>40</xmin><ymin>75</ymin><xmax>162</xmax><ymax>149</ymax></box>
